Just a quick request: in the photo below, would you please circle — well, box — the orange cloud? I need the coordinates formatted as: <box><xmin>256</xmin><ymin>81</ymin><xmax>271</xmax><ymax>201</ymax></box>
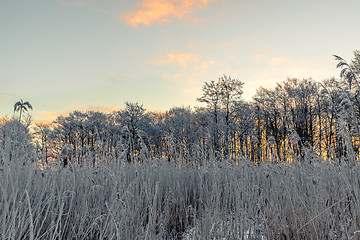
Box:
<box><xmin>153</xmin><ymin>51</ymin><xmax>198</xmax><ymax>67</ymax></box>
<box><xmin>37</xmin><ymin>111</ymin><xmax>70</xmax><ymax>123</ymax></box>
<box><xmin>122</xmin><ymin>0</ymin><xmax>218</xmax><ymax>27</ymax></box>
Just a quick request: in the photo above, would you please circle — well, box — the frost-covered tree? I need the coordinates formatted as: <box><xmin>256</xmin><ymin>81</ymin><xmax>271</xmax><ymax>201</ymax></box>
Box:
<box><xmin>163</xmin><ymin>106</ymin><xmax>195</xmax><ymax>162</ymax></box>
<box><xmin>52</xmin><ymin>110</ymin><xmax>115</xmax><ymax>166</ymax></box>
<box><xmin>34</xmin><ymin>122</ymin><xmax>53</xmax><ymax>163</ymax></box>
<box><xmin>318</xmin><ymin>78</ymin><xmax>345</xmax><ymax>159</ymax></box>
<box><xmin>197</xmin><ymin>79</ymin><xmax>222</xmax><ymax>154</ymax></box>
<box><xmin>117</xmin><ymin>102</ymin><xmax>150</xmax><ymax>163</ymax></box>
<box><xmin>219</xmin><ymin>75</ymin><xmax>244</xmax><ymax>158</ymax></box>
<box><xmin>0</xmin><ymin>118</ymin><xmax>34</xmax><ymax>164</ymax></box>
<box><xmin>252</xmin><ymin>78</ymin><xmax>320</xmax><ymax>162</ymax></box>
<box><xmin>197</xmin><ymin>75</ymin><xmax>244</xmax><ymax>158</ymax></box>
<box><xmin>253</xmin><ymin>87</ymin><xmax>282</xmax><ymax>162</ymax></box>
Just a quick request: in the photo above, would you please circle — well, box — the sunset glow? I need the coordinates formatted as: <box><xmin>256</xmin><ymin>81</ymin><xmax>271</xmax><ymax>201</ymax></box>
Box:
<box><xmin>0</xmin><ymin>0</ymin><xmax>359</xmax><ymax>122</ymax></box>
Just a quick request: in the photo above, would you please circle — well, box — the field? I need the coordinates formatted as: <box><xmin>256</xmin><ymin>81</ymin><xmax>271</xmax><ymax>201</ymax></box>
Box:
<box><xmin>3</xmin><ymin>65</ymin><xmax>360</xmax><ymax>239</ymax></box>
<box><xmin>1</xmin><ymin>156</ymin><xmax>360</xmax><ymax>239</ymax></box>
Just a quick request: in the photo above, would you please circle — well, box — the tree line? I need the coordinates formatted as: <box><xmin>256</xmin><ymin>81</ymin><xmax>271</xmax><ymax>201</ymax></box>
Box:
<box><xmin>1</xmin><ymin>51</ymin><xmax>360</xmax><ymax>166</ymax></box>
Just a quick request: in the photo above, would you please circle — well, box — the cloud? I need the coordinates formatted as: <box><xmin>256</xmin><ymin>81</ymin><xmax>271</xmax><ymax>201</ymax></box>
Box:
<box><xmin>153</xmin><ymin>49</ymin><xmax>214</xmax><ymax>70</ymax></box>
<box><xmin>35</xmin><ymin>105</ymin><xmax>121</xmax><ymax>123</ymax></box>
<box><xmin>153</xmin><ymin>51</ymin><xmax>199</xmax><ymax>67</ymax></box>
<box><xmin>121</xmin><ymin>0</ymin><xmax>218</xmax><ymax>27</ymax></box>
<box><xmin>37</xmin><ymin>111</ymin><xmax>70</xmax><ymax>123</ymax></box>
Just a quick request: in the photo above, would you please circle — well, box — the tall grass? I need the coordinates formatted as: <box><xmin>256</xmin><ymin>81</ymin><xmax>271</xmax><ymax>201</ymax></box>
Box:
<box><xmin>1</xmin><ymin>155</ymin><xmax>360</xmax><ymax>239</ymax></box>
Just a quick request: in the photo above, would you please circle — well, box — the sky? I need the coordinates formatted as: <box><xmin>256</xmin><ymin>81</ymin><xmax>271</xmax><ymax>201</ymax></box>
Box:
<box><xmin>1</xmin><ymin>0</ymin><xmax>359</xmax><ymax>122</ymax></box>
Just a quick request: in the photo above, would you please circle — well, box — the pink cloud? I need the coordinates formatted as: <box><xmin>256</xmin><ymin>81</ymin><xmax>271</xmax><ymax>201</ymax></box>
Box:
<box><xmin>153</xmin><ymin>51</ymin><xmax>199</xmax><ymax>67</ymax></box>
<box><xmin>122</xmin><ymin>0</ymin><xmax>218</xmax><ymax>27</ymax></box>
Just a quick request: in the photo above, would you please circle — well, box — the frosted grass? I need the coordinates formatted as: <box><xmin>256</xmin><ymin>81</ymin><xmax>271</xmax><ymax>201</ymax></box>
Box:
<box><xmin>1</xmin><ymin>157</ymin><xmax>360</xmax><ymax>239</ymax></box>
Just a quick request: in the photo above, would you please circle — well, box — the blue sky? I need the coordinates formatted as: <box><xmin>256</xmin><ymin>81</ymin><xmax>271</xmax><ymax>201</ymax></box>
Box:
<box><xmin>1</xmin><ymin>0</ymin><xmax>359</xmax><ymax>122</ymax></box>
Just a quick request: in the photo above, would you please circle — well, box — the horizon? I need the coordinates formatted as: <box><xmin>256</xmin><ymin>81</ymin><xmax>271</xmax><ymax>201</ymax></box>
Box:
<box><xmin>1</xmin><ymin>0</ymin><xmax>359</xmax><ymax>122</ymax></box>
